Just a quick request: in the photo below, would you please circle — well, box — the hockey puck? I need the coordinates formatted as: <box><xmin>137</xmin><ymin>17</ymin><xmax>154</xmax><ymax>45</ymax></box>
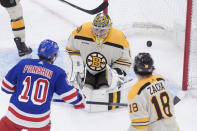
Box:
<box><xmin>147</xmin><ymin>41</ymin><xmax>152</xmax><ymax>47</ymax></box>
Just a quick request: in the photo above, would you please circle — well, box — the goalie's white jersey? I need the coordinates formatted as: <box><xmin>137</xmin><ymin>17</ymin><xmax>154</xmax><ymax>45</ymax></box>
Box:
<box><xmin>127</xmin><ymin>75</ymin><xmax>179</xmax><ymax>131</ymax></box>
<box><xmin>65</xmin><ymin>22</ymin><xmax>132</xmax><ymax>75</ymax></box>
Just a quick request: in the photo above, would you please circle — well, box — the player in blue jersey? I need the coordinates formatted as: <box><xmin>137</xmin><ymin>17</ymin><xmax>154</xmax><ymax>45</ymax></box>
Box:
<box><xmin>0</xmin><ymin>39</ymin><xmax>85</xmax><ymax>131</ymax></box>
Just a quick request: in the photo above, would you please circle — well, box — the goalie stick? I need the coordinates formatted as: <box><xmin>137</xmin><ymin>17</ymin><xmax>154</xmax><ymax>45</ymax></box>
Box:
<box><xmin>52</xmin><ymin>95</ymin><xmax>181</xmax><ymax>106</ymax></box>
<box><xmin>52</xmin><ymin>99</ymin><xmax>128</xmax><ymax>107</ymax></box>
<box><xmin>87</xmin><ymin>96</ymin><xmax>181</xmax><ymax>106</ymax></box>
<box><xmin>59</xmin><ymin>0</ymin><xmax>109</xmax><ymax>15</ymax></box>
<box><xmin>52</xmin><ymin>77</ymin><xmax>182</xmax><ymax>106</ymax></box>
<box><xmin>86</xmin><ymin>101</ymin><xmax>127</xmax><ymax>107</ymax></box>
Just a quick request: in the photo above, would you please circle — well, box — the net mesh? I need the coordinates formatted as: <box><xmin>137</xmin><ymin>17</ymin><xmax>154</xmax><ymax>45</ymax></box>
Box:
<box><xmin>109</xmin><ymin>0</ymin><xmax>196</xmax><ymax>89</ymax></box>
<box><xmin>109</xmin><ymin>0</ymin><xmax>187</xmax><ymax>35</ymax></box>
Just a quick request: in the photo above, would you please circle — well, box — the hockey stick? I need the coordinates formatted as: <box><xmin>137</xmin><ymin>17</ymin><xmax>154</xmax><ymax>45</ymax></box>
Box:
<box><xmin>59</xmin><ymin>0</ymin><xmax>109</xmax><ymax>15</ymax></box>
<box><xmin>86</xmin><ymin>101</ymin><xmax>128</xmax><ymax>107</ymax></box>
<box><xmin>53</xmin><ymin>95</ymin><xmax>180</xmax><ymax>106</ymax></box>
<box><xmin>52</xmin><ymin>99</ymin><xmax>128</xmax><ymax>107</ymax></box>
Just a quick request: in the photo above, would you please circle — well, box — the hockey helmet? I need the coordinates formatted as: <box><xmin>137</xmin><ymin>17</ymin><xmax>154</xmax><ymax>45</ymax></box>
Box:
<box><xmin>92</xmin><ymin>13</ymin><xmax>112</xmax><ymax>39</ymax></box>
<box><xmin>134</xmin><ymin>52</ymin><xmax>155</xmax><ymax>75</ymax></box>
<box><xmin>38</xmin><ymin>39</ymin><xmax>59</xmax><ymax>59</ymax></box>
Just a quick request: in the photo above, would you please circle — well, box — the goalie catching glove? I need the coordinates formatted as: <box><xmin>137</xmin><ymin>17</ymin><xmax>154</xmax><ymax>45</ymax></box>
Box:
<box><xmin>106</xmin><ymin>64</ymin><xmax>125</xmax><ymax>93</ymax></box>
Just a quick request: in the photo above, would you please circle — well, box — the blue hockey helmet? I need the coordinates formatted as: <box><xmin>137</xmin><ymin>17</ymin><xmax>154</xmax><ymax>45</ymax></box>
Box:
<box><xmin>38</xmin><ymin>39</ymin><xmax>59</xmax><ymax>59</ymax></box>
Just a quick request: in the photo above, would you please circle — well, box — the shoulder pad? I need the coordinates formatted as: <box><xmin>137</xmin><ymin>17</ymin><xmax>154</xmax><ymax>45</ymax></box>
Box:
<box><xmin>104</xmin><ymin>28</ymin><xmax>129</xmax><ymax>48</ymax></box>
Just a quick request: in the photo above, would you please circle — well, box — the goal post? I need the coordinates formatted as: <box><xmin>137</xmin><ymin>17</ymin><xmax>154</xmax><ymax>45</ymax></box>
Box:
<box><xmin>183</xmin><ymin>0</ymin><xmax>197</xmax><ymax>90</ymax></box>
<box><xmin>182</xmin><ymin>0</ymin><xmax>192</xmax><ymax>90</ymax></box>
<box><xmin>103</xmin><ymin>0</ymin><xmax>108</xmax><ymax>14</ymax></box>
<box><xmin>104</xmin><ymin>0</ymin><xmax>196</xmax><ymax>91</ymax></box>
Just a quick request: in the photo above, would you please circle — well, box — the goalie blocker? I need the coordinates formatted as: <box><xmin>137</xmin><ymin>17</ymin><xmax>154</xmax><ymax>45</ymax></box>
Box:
<box><xmin>64</xmin><ymin>51</ymin><xmax>130</xmax><ymax>112</ymax></box>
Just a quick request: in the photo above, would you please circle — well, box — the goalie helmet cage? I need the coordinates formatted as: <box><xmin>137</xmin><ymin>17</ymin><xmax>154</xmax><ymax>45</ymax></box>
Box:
<box><xmin>104</xmin><ymin>0</ymin><xmax>197</xmax><ymax>90</ymax></box>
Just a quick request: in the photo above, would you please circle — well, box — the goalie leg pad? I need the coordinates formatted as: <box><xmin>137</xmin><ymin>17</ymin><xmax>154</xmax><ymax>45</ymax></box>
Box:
<box><xmin>82</xmin><ymin>85</ymin><xmax>124</xmax><ymax>112</ymax></box>
<box><xmin>0</xmin><ymin>0</ymin><xmax>19</xmax><ymax>8</ymax></box>
<box><xmin>108</xmin><ymin>91</ymin><xmax>121</xmax><ymax>110</ymax></box>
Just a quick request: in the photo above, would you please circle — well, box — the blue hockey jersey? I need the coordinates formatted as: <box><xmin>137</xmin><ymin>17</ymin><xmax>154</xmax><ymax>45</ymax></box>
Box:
<box><xmin>1</xmin><ymin>59</ymin><xmax>84</xmax><ymax>128</ymax></box>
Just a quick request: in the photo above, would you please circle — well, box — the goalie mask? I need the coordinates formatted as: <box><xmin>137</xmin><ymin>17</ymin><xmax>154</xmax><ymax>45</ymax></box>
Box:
<box><xmin>92</xmin><ymin>13</ymin><xmax>112</xmax><ymax>41</ymax></box>
<box><xmin>134</xmin><ymin>52</ymin><xmax>155</xmax><ymax>76</ymax></box>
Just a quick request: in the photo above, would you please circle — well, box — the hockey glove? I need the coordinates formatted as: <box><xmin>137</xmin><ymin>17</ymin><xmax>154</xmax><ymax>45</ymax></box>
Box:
<box><xmin>74</xmin><ymin>88</ymin><xmax>86</xmax><ymax>109</ymax></box>
<box><xmin>106</xmin><ymin>65</ymin><xmax>125</xmax><ymax>93</ymax></box>
<box><xmin>74</xmin><ymin>103</ymin><xmax>85</xmax><ymax>109</ymax></box>
<box><xmin>113</xmin><ymin>68</ymin><xmax>126</xmax><ymax>76</ymax></box>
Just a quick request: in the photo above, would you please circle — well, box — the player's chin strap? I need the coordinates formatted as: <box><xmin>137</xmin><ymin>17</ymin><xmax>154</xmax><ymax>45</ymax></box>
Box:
<box><xmin>106</xmin><ymin>64</ymin><xmax>124</xmax><ymax>93</ymax></box>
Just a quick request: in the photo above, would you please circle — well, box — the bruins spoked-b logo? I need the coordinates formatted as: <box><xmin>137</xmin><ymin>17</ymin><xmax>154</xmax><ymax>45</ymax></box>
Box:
<box><xmin>86</xmin><ymin>52</ymin><xmax>107</xmax><ymax>71</ymax></box>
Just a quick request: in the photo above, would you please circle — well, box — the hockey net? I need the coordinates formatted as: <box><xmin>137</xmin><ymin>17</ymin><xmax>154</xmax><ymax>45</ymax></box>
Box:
<box><xmin>109</xmin><ymin>0</ymin><xmax>187</xmax><ymax>37</ymax></box>
<box><xmin>107</xmin><ymin>0</ymin><xmax>197</xmax><ymax>90</ymax></box>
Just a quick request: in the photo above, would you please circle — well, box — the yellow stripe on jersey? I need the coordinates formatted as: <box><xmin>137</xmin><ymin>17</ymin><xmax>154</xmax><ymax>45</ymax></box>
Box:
<box><xmin>113</xmin><ymin>62</ymin><xmax>131</xmax><ymax>68</ymax></box>
<box><xmin>132</xmin><ymin>125</ymin><xmax>148</xmax><ymax>130</ymax></box>
<box><xmin>11</xmin><ymin>19</ymin><xmax>25</xmax><ymax>30</ymax></box>
<box><xmin>131</xmin><ymin>117</ymin><xmax>149</xmax><ymax>123</ymax></box>
<box><xmin>105</xmin><ymin>69</ymin><xmax>108</xmax><ymax>81</ymax></box>
<box><xmin>65</xmin><ymin>46</ymin><xmax>80</xmax><ymax>55</ymax></box>
<box><xmin>65</xmin><ymin>46</ymin><xmax>80</xmax><ymax>52</ymax></box>
<box><xmin>128</xmin><ymin>75</ymin><xmax>163</xmax><ymax>100</ymax></box>
<box><xmin>68</xmin><ymin>52</ymin><xmax>80</xmax><ymax>55</ymax></box>
<box><xmin>112</xmin><ymin>92</ymin><xmax>118</xmax><ymax>109</ymax></box>
<box><xmin>116</xmin><ymin>58</ymin><xmax>132</xmax><ymax>64</ymax></box>
<box><xmin>114</xmin><ymin>59</ymin><xmax>132</xmax><ymax>68</ymax></box>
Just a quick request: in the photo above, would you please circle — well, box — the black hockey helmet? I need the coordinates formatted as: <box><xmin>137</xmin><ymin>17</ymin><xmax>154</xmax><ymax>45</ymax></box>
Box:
<box><xmin>134</xmin><ymin>52</ymin><xmax>155</xmax><ymax>76</ymax></box>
